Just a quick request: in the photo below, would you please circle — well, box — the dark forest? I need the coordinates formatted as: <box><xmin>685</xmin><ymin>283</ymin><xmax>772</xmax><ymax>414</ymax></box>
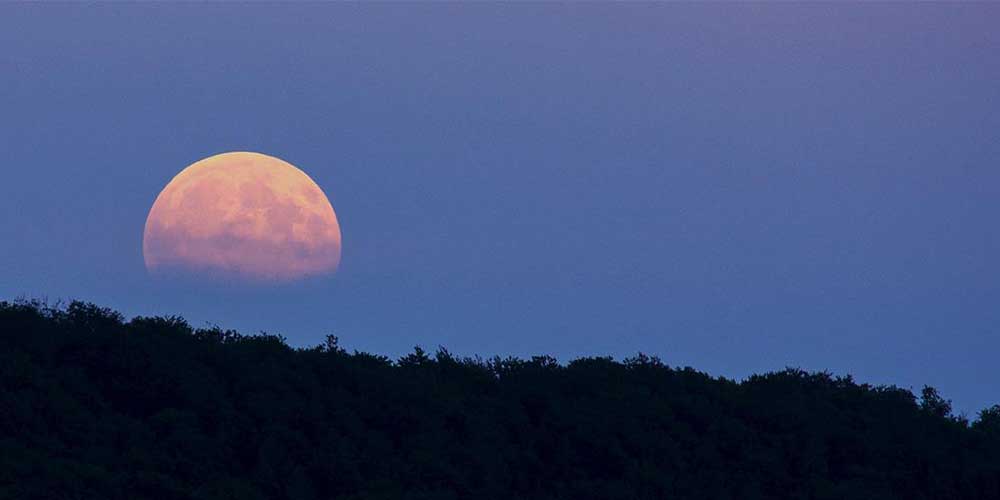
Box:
<box><xmin>2</xmin><ymin>300</ymin><xmax>998</xmax><ymax>500</ymax></box>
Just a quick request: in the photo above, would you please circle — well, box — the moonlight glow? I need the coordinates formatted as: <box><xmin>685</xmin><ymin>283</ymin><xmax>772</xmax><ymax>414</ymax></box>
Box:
<box><xmin>143</xmin><ymin>152</ymin><xmax>342</xmax><ymax>282</ymax></box>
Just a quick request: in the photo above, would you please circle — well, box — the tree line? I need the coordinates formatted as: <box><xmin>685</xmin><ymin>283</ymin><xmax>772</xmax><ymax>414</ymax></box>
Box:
<box><xmin>1</xmin><ymin>300</ymin><xmax>998</xmax><ymax>499</ymax></box>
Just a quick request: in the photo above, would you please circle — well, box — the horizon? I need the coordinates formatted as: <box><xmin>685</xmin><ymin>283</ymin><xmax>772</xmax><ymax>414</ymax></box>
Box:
<box><xmin>6</xmin><ymin>296</ymin><xmax>993</xmax><ymax>418</ymax></box>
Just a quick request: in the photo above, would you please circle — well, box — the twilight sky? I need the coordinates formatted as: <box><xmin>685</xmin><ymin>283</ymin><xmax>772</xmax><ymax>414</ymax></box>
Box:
<box><xmin>1</xmin><ymin>4</ymin><xmax>998</xmax><ymax>413</ymax></box>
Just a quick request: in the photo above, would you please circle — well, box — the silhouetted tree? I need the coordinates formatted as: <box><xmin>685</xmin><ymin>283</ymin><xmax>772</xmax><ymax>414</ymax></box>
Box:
<box><xmin>920</xmin><ymin>385</ymin><xmax>953</xmax><ymax>418</ymax></box>
<box><xmin>975</xmin><ymin>405</ymin><xmax>1000</xmax><ymax>438</ymax></box>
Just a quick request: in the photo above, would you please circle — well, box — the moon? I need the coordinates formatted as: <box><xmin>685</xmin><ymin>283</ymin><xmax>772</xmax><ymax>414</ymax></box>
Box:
<box><xmin>143</xmin><ymin>152</ymin><xmax>341</xmax><ymax>282</ymax></box>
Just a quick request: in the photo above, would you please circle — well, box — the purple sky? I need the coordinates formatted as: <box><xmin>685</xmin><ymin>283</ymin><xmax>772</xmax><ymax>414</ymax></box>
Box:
<box><xmin>1</xmin><ymin>4</ymin><xmax>998</xmax><ymax>414</ymax></box>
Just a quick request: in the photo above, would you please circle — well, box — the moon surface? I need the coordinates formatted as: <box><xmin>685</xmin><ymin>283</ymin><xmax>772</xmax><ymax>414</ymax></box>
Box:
<box><xmin>143</xmin><ymin>152</ymin><xmax>341</xmax><ymax>282</ymax></box>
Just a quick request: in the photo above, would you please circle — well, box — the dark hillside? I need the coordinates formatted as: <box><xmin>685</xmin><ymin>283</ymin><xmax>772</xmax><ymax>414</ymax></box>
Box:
<box><xmin>1</xmin><ymin>300</ymin><xmax>998</xmax><ymax>499</ymax></box>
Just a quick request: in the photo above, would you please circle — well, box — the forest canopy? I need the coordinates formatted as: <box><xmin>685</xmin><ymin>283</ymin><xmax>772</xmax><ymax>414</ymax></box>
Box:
<box><xmin>1</xmin><ymin>300</ymin><xmax>998</xmax><ymax>500</ymax></box>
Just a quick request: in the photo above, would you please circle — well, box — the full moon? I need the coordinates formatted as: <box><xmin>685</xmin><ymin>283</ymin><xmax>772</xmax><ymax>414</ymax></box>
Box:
<box><xmin>143</xmin><ymin>152</ymin><xmax>341</xmax><ymax>282</ymax></box>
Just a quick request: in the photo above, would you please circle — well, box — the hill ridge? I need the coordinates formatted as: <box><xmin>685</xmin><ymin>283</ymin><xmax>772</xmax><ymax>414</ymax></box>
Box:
<box><xmin>2</xmin><ymin>299</ymin><xmax>999</xmax><ymax>499</ymax></box>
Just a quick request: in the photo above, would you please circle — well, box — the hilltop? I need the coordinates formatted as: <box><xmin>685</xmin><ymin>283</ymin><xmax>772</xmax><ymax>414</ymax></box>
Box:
<box><xmin>1</xmin><ymin>300</ymin><xmax>998</xmax><ymax>499</ymax></box>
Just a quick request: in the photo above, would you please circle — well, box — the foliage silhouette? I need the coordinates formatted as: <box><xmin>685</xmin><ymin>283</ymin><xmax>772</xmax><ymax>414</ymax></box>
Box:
<box><xmin>1</xmin><ymin>300</ymin><xmax>998</xmax><ymax>499</ymax></box>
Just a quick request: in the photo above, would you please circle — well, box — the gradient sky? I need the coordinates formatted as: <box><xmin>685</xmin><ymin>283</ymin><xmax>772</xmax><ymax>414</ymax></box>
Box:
<box><xmin>2</xmin><ymin>4</ymin><xmax>998</xmax><ymax>413</ymax></box>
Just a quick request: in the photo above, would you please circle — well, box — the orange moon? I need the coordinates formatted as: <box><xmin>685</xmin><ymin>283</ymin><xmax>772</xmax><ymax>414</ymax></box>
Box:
<box><xmin>143</xmin><ymin>152</ymin><xmax>341</xmax><ymax>282</ymax></box>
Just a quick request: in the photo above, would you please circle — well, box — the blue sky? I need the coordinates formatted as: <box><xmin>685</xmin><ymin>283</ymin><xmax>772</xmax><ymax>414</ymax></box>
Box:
<box><xmin>1</xmin><ymin>4</ymin><xmax>998</xmax><ymax>413</ymax></box>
